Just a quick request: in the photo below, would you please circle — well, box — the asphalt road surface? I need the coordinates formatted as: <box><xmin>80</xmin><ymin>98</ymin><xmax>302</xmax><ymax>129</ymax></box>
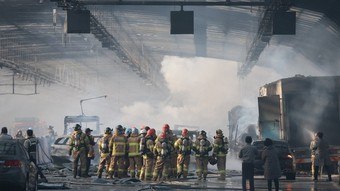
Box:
<box><xmin>39</xmin><ymin>173</ymin><xmax>340</xmax><ymax>191</ymax></box>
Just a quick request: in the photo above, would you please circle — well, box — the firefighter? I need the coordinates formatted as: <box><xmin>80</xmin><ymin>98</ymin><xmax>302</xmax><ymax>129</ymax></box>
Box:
<box><xmin>193</xmin><ymin>130</ymin><xmax>212</xmax><ymax>181</ymax></box>
<box><xmin>108</xmin><ymin>125</ymin><xmax>128</xmax><ymax>178</ymax></box>
<box><xmin>47</xmin><ymin>125</ymin><xmax>56</xmax><ymax>145</ymax></box>
<box><xmin>213</xmin><ymin>129</ymin><xmax>229</xmax><ymax>180</ymax></box>
<box><xmin>158</xmin><ymin>124</ymin><xmax>176</xmax><ymax>178</ymax></box>
<box><xmin>24</xmin><ymin>128</ymin><xmax>48</xmax><ymax>182</ymax></box>
<box><xmin>311</xmin><ymin>132</ymin><xmax>332</xmax><ymax>181</ymax></box>
<box><xmin>127</xmin><ymin>127</ymin><xmax>142</xmax><ymax>178</ymax></box>
<box><xmin>139</xmin><ymin>128</ymin><xmax>148</xmax><ymax>180</ymax></box>
<box><xmin>152</xmin><ymin>132</ymin><xmax>171</xmax><ymax>181</ymax></box>
<box><xmin>15</xmin><ymin>130</ymin><xmax>25</xmax><ymax>139</ymax></box>
<box><xmin>97</xmin><ymin>127</ymin><xmax>113</xmax><ymax>178</ymax></box>
<box><xmin>140</xmin><ymin>128</ymin><xmax>156</xmax><ymax>181</ymax></box>
<box><xmin>123</xmin><ymin>127</ymin><xmax>132</xmax><ymax>177</ymax></box>
<box><xmin>174</xmin><ymin>128</ymin><xmax>192</xmax><ymax>179</ymax></box>
<box><xmin>169</xmin><ymin>130</ymin><xmax>178</xmax><ymax>178</ymax></box>
<box><xmin>310</xmin><ymin>133</ymin><xmax>318</xmax><ymax>180</ymax></box>
<box><xmin>69</xmin><ymin>124</ymin><xmax>90</xmax><ymax>178</ymax></box>
<box><xmin>85</xmin><ymin>128</ymin><xmax>95</xmax><ymax>177</ymax></box>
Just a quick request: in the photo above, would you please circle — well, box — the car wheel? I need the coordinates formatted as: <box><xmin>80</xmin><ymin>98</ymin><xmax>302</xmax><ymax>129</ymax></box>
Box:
<box><xmin>286</xmin><ymin>172</ymin><xmax>296</xmax><ymax>180</ymax></box>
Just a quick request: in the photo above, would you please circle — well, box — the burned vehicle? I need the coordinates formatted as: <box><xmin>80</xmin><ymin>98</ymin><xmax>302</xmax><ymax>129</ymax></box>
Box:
<box><xmin>0</xmin><ymin>140</ymin><xmax>38</xmax><ymax>191</ymax></box>
<box><xmin>51</xmin><ymin>135</ymin><xmax>102</xmax><ymax>167</ymax></box>
<box><xmin>253</xmin><ymin>140</ymin><xmax>296</xmax><ymax>180</ymax></box>
<box><xmin>258</xmin><ymin>76</ymin><xmax>340</xmax><ymax>172</ymax></box>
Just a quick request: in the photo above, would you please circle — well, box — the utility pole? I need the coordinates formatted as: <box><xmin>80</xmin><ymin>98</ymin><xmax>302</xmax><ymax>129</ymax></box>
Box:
<box><xmin>80</xmin><ymin>95</ymin><xmax>107</xmax><ymax>116</ymax></box>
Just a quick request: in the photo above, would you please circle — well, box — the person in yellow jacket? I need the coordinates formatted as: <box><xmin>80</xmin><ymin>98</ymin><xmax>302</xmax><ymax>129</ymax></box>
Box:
<box><xmin>169</xmin><ymin>130</ymin><xmax>178</xmax><ymax>178</ymax></box>
<box><xmin>174</xmin><ymin>128</ymin><xmax>192</xmax><ymax>179</ymax></box>
<box><xmin>193</xmin><ymin>130</ymin><xmax>212</xmax><ymax>181</ymax></box>
<box><xmin>140</xmin><ymin>128</ymin><xmax>156</xmax><ymax>181</ymax></box>
<box><xmin>128</xmin><ymin>127</ymin><xmax>143</xmax><ymax>178</ymax></box>
<box><xmin>108</xmin><ymin>125</ymin><xmax>128</xmax><ymax>178</ymax></box>
<box><xmin>97</xmin><ymin>127</ymin><xmax>113</xmax><ymax>178</ymax></box>
<box><xmin>69</xmin><ymin>124</ymin><xmax>90</xmax><ymax>178</ymax></box>
<box><xmin>152</xmin><ymin>132</ymin><xmax>171</xmax><ymax>181</ymax></box>
<box><xmin>213</xmin><ymin>129</ymin><xmax>229</xmax><ymax>180</ymax></box>
<box><xmin>85</xmin><ymin>128</ymin><xmax>95</xmax><ymax>177</ymax></box>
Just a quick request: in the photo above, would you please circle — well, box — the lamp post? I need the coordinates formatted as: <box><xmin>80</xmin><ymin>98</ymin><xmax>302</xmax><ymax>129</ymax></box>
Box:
<box><xmin>80</xmin><ymin>95</ymin><xmax>107</xmax><ymax>116</ymax></box>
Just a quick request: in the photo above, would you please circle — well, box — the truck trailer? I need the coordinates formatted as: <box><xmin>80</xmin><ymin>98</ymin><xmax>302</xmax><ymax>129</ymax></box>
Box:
<box><xmin>258</xmin><ymin>75</ymin><xmax>340</xmax><ymax>172</ymax></box>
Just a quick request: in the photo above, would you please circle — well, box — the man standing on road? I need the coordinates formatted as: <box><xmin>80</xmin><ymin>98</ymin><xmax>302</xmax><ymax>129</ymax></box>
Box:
<box><xmin>69</xmin><ymin>124</ymin><xmax>90</xmax><ymax>178</ymax></box>
<box><xmin>239</xmin><ymin>136</ymin><xmax>258</xmax><ymax>191</ymax></box>
<box><xmin>262</xmin><ymin>138</ymin><xmax>281</xmax><ymax>191</ymax></box>
<box><xmin>24</xmin><ymin>128</ymin><xmax>48</xmax><ymax>182</ymax></box>
<box><xmin>0</xmin><ymin>127</ymin><xmax>13</xmax><ymax>140</ymax></box>
<box><xmin>213</xmin><ymin>129</ymin><xmax>229</xmax><ymax>180</ymax></box>
<box><xmin>311</xmin><ymin>132</ymin><xmax>332</xmax><ymax>181</ymax></box>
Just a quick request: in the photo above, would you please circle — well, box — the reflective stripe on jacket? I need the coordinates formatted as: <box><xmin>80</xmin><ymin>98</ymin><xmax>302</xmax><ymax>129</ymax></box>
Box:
<box><xmin>128</xmin><ymin>135</ymin><xmax>141</xmax><ymax>157</ymax></box>
<box><xmin>110</xmin><ymin>135</ymin><xmax>127</xmax><ymax>156</ymax></box>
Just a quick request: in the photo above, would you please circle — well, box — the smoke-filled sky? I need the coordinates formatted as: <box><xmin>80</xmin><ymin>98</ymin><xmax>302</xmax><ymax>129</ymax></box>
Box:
<box><xmin>120</xmin><ymin>45</ymin><xmax>329</xmax><ymax>135</ymax></box>
<box><xmin>0</xmin><ymin>42</ymin><xmax>333</xmax><ymax>138</ymax></box>
<box><xmin>1</xmin><ymin>4</ymin><xmax>339</xmax><ymax>139</ymax></box>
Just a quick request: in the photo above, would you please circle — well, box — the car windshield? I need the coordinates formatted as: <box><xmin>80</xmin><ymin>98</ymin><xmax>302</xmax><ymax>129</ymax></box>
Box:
<box><xmin>54</xmin><ymin>137</ymin><xmax>70</xmax><ymax>145</ymax></box>
<box><xmin>0</xmin><ymin>142</ymin><xmax>16</xmax><ymax>155</ymax></box>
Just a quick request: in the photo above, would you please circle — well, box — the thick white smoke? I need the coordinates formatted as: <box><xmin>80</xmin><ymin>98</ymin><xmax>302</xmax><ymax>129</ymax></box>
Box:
<box><xmin>121</xmin><ymin>56</ymin><xmax>280</xmax><ymax>134</ymax></box>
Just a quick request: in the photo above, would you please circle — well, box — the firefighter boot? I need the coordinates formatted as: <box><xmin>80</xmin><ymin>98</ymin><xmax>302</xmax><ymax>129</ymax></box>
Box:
<box><xmin>314</xmin><ymin>166</ymin><xmax>319</xmax><ymax>181</ymax></box>
<box><xmin>97</xmin><ymin>169</ymin><xmax>103</xmax><ymax>178</ymax></box>
<box><xmin>73</xmin><ymin>164</ymin><xmax>79</xmax><ymax>178</ymax></box>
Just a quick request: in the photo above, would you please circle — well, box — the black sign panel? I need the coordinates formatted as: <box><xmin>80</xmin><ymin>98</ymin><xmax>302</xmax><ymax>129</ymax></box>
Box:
<box><xmin>273</xmin><ymin>11</ymin><xmax>296</xmax><ymax>35</ymax></box>
<box><xmin>170</xmin><ymin>11</ymin><xmax>194</xmax><ymax>34</ymax></box>
<box><xmin>67</xmin><ymin>10</ymin><xmax>91</xmax><ymax>33</ymax></box>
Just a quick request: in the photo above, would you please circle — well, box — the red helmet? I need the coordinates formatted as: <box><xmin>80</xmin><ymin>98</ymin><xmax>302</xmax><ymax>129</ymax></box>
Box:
<box><xmin>160</xmin><ymin>132</ymin><xmax>167</xmax><ymax>139</ymax></box>
<box><xmin>162</xmin><ymin>124</ymin><xmax>170</xmax><ymax>133</ymax></box>
<box><xmin>182</xmin><ymin>128</ymin><xmax>188</xmax><ymax>137</ymax></box>
<box><xmin>147</xmin><ymin>128</ymin><xmax>155</xmax><ymax>136</ymax></box>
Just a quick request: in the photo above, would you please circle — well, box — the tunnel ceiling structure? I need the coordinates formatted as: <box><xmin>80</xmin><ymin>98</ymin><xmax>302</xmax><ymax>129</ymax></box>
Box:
<box><xmin>0</xmin><ymin>0</ymin><xmax>340</xmax><ymax>99</ymax></box>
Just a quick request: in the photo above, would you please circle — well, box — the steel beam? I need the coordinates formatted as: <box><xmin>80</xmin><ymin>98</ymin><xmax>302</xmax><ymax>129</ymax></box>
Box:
<box><xmin>78</xmin><ymin>1</ymin><xmax>266</xmax><ymax>6</ymax></box>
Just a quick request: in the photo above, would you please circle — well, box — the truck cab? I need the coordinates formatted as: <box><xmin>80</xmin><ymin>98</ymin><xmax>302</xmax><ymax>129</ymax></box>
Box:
<box><xmin>64</xmin><ymin>115</ymin><xmax>100</xmax><ymax>135</ymax></box>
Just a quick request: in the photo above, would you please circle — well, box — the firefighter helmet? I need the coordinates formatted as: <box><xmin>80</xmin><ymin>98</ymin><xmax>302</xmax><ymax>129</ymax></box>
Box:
<box><xmin>199</xmin><ymin>130</ymin><xmax>207</xmax><ymax>137</ymax></box>
<box><xmin>216</xmin><ymin>129</ymin><xmax>223</xmax><ymax>135</ymax></box>
<box><xmin>141</xmin><ymin>129</ymin><xmax>147</xmax><ymax>135</ymax></box>
<box><xmin>131</xmin><ymin>127</ymin><xmax>139</xmax><ymax>135</ymax></box>
<box><xmin>147</xmin><ymin>128</ymin><xmax>156</xmax><ymax>136</ymax></box>
<box><xmin>116</xmin><ymin>125</ymin><xmax>124</xmax><ymax>135</ymax></box>
<box><xmin>182</xmin><ymin>128</ymin><xmax>188</xmax><ymax>137</ymax></box>
<box><xmin>162</xmin><ymin>124</ymin><xmax>170</xmax><ymax>133</ymax></box>
<box><xmin>125</xmin><ymin>127</ymin><xmax>132</xmax><ymax>135</ymax></box>
<box><xmin>105</xmin><ymin>127</ymin><xmax>113</xmax><ymax>134</ymax></box>
<box><xmin>160</xmin><ymin>132</ymin><xmax>167</xmax><ymax>139</ymax></box>
<box><xmin>74</xmin><ymin>124</ymin><xmax>81</xmax><ymax>131</ymax></box>
<box><xmin>143</xmin><ymin>126</ymin><xmax>150</xmax><ymax>132</ymax></box>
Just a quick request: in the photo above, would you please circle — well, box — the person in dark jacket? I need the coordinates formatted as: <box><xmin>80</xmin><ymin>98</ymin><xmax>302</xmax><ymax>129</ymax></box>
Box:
<box><xmin>0</xmin><ymin>127</ymin><xmax>12</xmax><ymax>140</ymax></box>
<box><xmin>239</xmin><ymin>136</ymin><xmax>258</xmax><ymax>191</ymax></box>
<box><xmin>24</xmin><ymin>129</ymin><xmax>48</xmax><ymax>182</ymax></box>
<box><xmin>311</xmin><ymin>132</ymin><xmax>332</xmax><ymax>181</ymax></box>
<box><xmin>262</xmin><ymin>138</ymin><xmax>281</xmax><ymax>191</ymax></box>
